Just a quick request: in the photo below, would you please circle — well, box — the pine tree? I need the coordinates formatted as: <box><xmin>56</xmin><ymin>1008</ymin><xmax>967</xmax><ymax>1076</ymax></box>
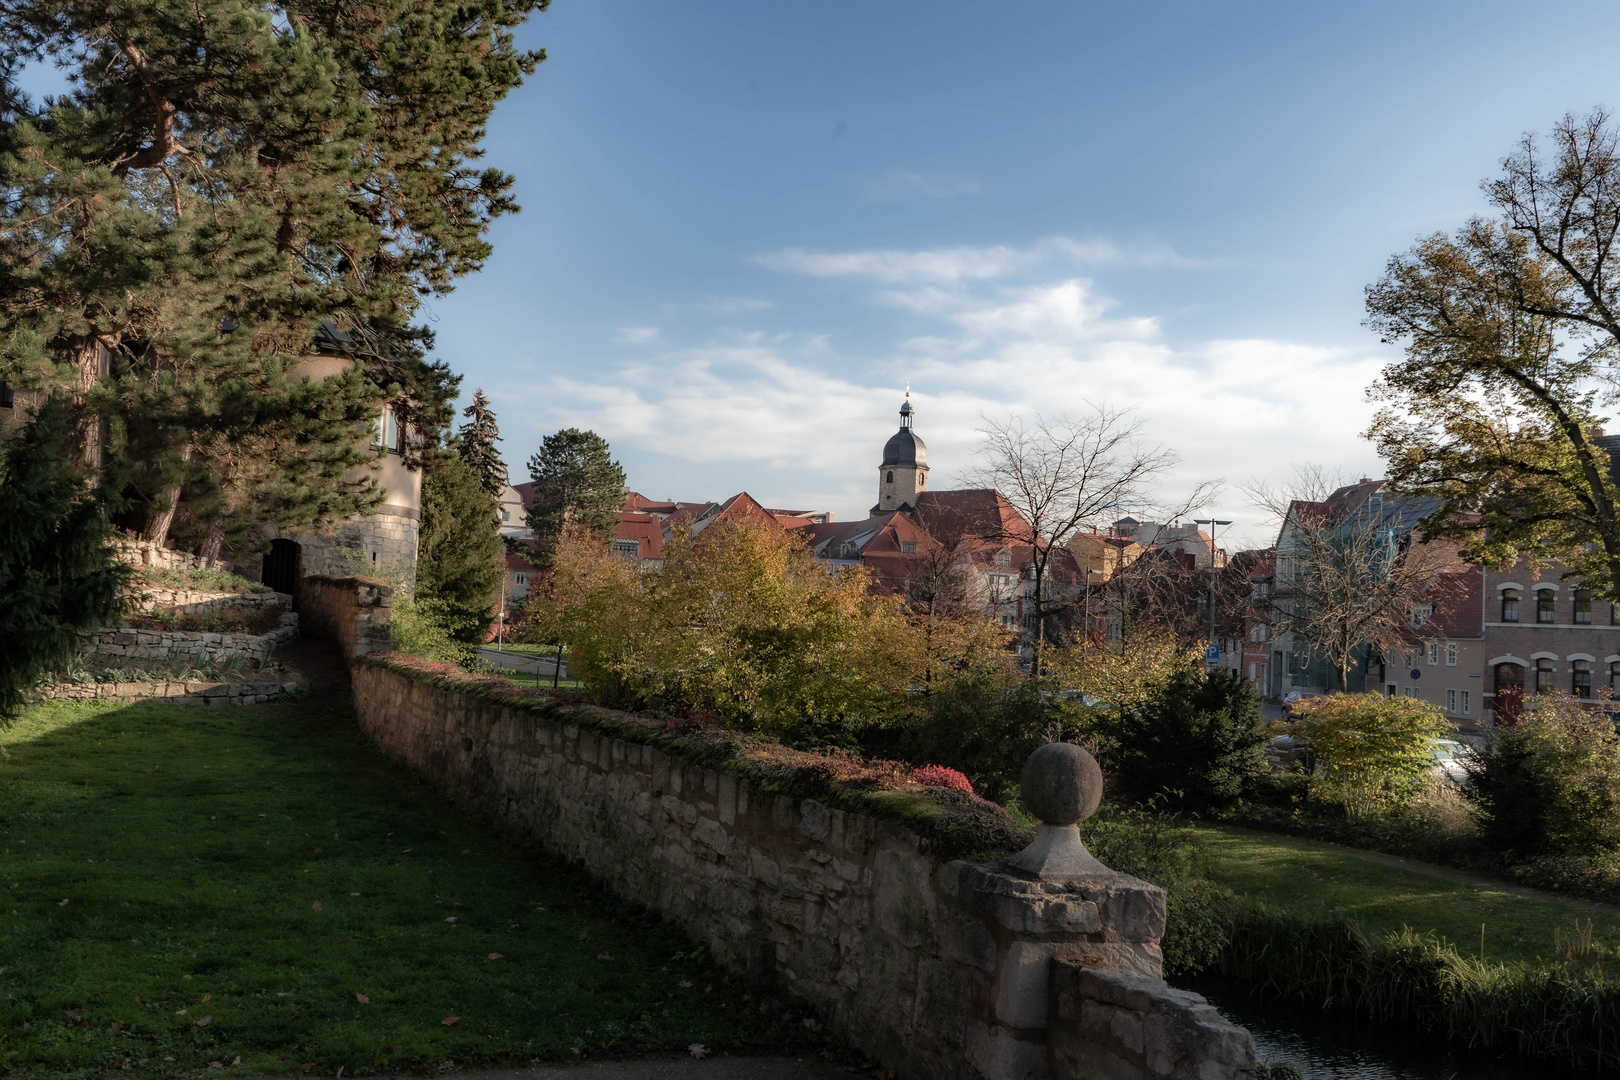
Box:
<box><xmin>524</xmin><ymin>429</ymin><xmax>626</xmax><ymax>564</ymax></box>
<box><xmin>456</xmin><ymin>389</ymin><xmax>508</xmax><ymax>497</ymax></box>
<box><xmin>0</xmin><ymin>399</ymin><xmax>130</xmax><ymax>718</ymax></box>
<box><xmin>417</xmin><ymin>453</ymin><xmax>504</xmax><ymax>645</ymax></box>
<box><xmin>0</xmin><ymin>0</ymin><xmax>543</xmax><ymax>553</ymax></box>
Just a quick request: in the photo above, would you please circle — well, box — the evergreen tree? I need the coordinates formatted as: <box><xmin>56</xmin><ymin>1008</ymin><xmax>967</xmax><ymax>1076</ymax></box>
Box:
<box><xmin>456</xmin><ymin>389</ymin><xmax>508</xmax><ymax>497</ymax></box>
<box><xmin>523</xmin><ymin>429</ymin><xmax>626</xmax><ymax>564</ymax></box>
<box><xmin>0</xmin><ymin>0</ymin><xmax>543</xmax><ymax>552</ymax></box>
<box><xmin>417</xmin><ymin>453</ymin><xmax>504</xmax><ymax>646</ymax></box>
<box><xmin>0</xmin><ymin>399</ymin><xmax>129</xmax><ymax>718</ymax></box>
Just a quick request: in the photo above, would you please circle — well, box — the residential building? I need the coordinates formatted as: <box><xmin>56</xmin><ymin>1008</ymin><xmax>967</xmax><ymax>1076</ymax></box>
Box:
<box><xmin>1482</xmin><ymin>558</ymin><xmax>1620</xmax><ymax>725</ymax></box>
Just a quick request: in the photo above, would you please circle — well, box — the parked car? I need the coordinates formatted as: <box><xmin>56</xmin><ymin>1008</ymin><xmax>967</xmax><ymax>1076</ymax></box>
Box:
<box><xmin>1430</xmin><ymin>738</ymin><xmax>1471</xmax><ymax>786</ymax></box>
<box><xmin>1281</xmin><ymin>691</ymin><xmax>1323</xmax><ymax>717</ymax></box>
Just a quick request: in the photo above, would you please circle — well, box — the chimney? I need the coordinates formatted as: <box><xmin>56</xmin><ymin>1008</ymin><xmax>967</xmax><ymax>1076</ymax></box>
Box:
<box><xmin>1596</xmin><ymin>428</ymin><xmax>1608</xmax><ymax>437</ymax></box>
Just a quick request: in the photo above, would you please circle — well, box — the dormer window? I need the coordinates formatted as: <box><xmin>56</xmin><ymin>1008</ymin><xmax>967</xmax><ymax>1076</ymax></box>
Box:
<box><xmin>995</xmin><ymin>550</ymin><xmax>1012</xmax><ymax>568</ymax></box>
<box><xmin>900</xmin><ymin>541</ymin><xmax>917</xmax><ymax>554</ymax></box>
<box><xmin>611</xmin><ymin>539</ymin><xmax>639</xmax><ymax>558</ymax></box>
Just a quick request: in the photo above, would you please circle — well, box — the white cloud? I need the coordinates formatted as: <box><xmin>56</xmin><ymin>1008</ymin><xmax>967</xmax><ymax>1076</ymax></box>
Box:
<box><xmin>615</xmin><ymin>326</ymin><xmax>660</xmax><ymax>344</ymax></box>
<box><xmin>692</xmin><ymin>296</ymin><xmax>776</xmax><ymax>315</ymax></box>
<box><xmin>529</xmin><ymin>243</ymin><xmax>1382</xmax><ymax>536</ymax></box>
<box><xmin>752</xmin><ymin>236</ymin><xmax>1215</xmax><ymax>285</ymax></box>
<box><xmin>861</xmin><ymin>171</ymin><xmax>983</xmax><ymax>201</ymax></box>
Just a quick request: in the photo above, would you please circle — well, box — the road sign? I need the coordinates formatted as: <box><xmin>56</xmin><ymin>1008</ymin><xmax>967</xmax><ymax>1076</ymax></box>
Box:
<box><xmin>1206</xmin><ymin>644</ymin><xmax>1220</xmax><ymax>659</ymax></box>
<box><xmin>1410</xmin><ymin>669</ymin><xmax>1422</xmax><ymax>680</ymax></box>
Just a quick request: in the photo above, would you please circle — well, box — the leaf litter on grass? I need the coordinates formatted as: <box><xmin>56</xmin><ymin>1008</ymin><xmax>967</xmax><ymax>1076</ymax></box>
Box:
<box><xmin>0</xmin><ymin>696</ymin><xmax>826</xmax><ymax>1078</ymax></box>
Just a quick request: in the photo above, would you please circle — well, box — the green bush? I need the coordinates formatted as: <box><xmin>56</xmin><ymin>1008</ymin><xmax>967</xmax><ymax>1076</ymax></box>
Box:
<box><xmin>1099</xmin><ymin>667</ymin><xmax>1269</xmax><ymax>812</ymax></box>
<box><xmin>1466</xmin><ymin>693</ymin><xmax>1620</xmax><ymax>857</ymax></box>
<box><xmin>1282</xmin><ymin>691</ymin><xmax>1452</xmax><ymax>820</ymax></box>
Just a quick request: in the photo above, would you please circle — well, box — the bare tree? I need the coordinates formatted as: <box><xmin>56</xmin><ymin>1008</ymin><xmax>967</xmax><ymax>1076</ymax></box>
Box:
<box><xmin>1247</xmin><ymin>467</ymin><xmax>1459</xmax><ymax>692</ymax></box>
<box><xmin>965</xmin><ymin>404</ymin><xmax>1212</xmax><ymax>672</ymax></box>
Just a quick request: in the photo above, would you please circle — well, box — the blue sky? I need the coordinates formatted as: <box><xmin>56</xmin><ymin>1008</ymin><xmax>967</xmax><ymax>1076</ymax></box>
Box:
<box><xmin>28</xmin><ymin>1</ymin><xmax>1620</xmax><ymax>544</ymax></box>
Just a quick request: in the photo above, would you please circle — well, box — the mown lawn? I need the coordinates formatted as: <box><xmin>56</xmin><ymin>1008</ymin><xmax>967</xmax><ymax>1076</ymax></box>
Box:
<box><xmin>1196</xmin><ymin>826</ymin><xmax>1620</xmax><ymax>966</ymax></box>
<box><xmin>0</xmin><ymin>692</ymin><xmax>811</xmax><ymax>1078</ymax></box>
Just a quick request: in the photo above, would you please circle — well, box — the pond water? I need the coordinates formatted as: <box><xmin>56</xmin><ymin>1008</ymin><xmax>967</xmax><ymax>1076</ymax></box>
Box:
<box><xmin>1184</xmin><ymin>975</ymin><xmax>1609</xmax><ymax>1080</ymax></box>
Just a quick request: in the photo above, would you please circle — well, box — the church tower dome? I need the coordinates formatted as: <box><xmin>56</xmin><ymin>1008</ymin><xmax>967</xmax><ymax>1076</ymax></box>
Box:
<box><xmin>874</xmin><ymin>392</ymin><xmax>930</xmax><ymax>516</ymax></box>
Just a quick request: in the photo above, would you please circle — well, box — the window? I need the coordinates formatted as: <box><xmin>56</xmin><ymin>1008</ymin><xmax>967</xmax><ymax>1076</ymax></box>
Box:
<box><xmin>1412</xmin><ymin>604</ymin><xmax>1433</xmax><ymax>627</ymax></box>
<box><xmin>1496</xmin><ymin>662</ymin><xmax>1525</xmax><ymax>692</ymax></box>
<box><xmin>1426</xmin><ymin>642</ymin><xmax>1439</xmax><ymax>666</ymax></box>
<box><xmin>1574</xmin><ymin>659</ymin><xmax>1593</xmax><ymax>699</ymax></box>
<box><xmin>373</xmin><ymin>405</ymin><xmax>400</xmax><ymax>452</ymax></box>
<box><xmin>1612</xmin><ymin>661</ymin><xmax>1620</xmax><ymax>692</ymax></box>
<box><xmin>885</xmin><ymin>471</ymin><xmax>894</xmax><ymax>484</ymax></box>
<box><xmin>500</xmin><ymin>510</ymin><xmax>510</xmax><ymax>522</ymax></box>
<box><xmin>1537</xmin><ymin>657</ymin><xmax>1556</xmax><ymax>694</ymax></box>
<box><xmin>1462</xmin><ymin>690</ymin><xmax>1470</xmax><ymax>715</ymax></box>
<box><xmin>1248</xmin><ymin>662</ymin><xmax>1256</xmax><ymax>681</ymax></box>
<box><xmin>1445</xmin><ymin>642</ymin><xmax>1458</xmax><ymax>666</ymax></box>
<box><xmin>611</xmin><ymin>539</ymin><xmax>639</xmax><ymax>558</ymax></box>
<box><xmin>1403</xmin><ymin>686</ymin><xmax>1419</xmax><ymax>699</ymax></box>
<box><xmin>900</xmin><ymin>541</ymin><xmax>917</xmax><ymax>554</ymax></box>
<box><xmin>515</xmin><ymin>573</ymin><xmax>528</xmax><ymax>585</ymax></box>
<box><xmin>995</xmin><ymin>550</ymin><xmax>1012</xmax><ymax>568</ymax></box>
<box><xmin>1537</xmin><ymin>589</ymin><xmax>1557</xmax><ymax>623</ymax></box>
<box><xmin>1447</xmin><ymin>688</ymin><xmax>1457</xmax><ymax>713</ymax></box>
<box><xmin>1501</xmin><ymin>589</ymin><xmax>1520</xmax><ymax>622</ymax></box>
<box><xmin>1576</xmin><ymin>589</ymin><xmax>1593</xmax><ymax>624</ymax></box>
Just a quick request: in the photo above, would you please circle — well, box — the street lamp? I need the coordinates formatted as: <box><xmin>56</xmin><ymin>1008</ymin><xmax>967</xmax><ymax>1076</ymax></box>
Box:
<box><xmin>1193</xmin><ymin>518</ymin><xmax>1232</xmax><ymax>666</ymax></box>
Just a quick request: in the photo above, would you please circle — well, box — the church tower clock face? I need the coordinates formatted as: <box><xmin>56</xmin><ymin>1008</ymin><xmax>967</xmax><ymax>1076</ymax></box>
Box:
<box><xmin>876</xmin><ymin>392</ymin><xmax>929</xmax><ymax>515</ymax></box>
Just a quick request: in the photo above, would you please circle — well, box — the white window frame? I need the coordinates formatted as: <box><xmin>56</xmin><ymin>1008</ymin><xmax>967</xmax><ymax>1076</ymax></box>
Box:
<box><xmin>1445</xmin><ymin>642</ymin><xmax>1458</xmax><ymax>666</ymax></box>
<box><xmin>1446</xmin><ymin>688</ymin><xmax>1456</xmax><ymax>712</ymax></box>
<box><xmin>1461</xmin><ymin>690</ymin><xmax>1470</xmax><ymax>715</ymax></box>
<box><xmin>1427</xmin><ymin>642</ymin><xmax>1439</xmax><ymax>666</ymax></box>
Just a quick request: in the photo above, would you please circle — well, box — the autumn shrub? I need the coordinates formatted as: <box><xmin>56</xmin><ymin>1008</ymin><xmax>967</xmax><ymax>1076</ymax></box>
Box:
<box><xmin>1280</xmin><ymin>692</ymin><xmax>1452</xmax><ymax>820</ymax></box>
<box><xmin>1466</xmin><ymin>692</ymin><xmax>1620</xmax><ymax>858</ymax></box>
<box><xmin>912</xmin><ymin>764</ymin><xmax>974</xmax><ymax>793</ymax></box>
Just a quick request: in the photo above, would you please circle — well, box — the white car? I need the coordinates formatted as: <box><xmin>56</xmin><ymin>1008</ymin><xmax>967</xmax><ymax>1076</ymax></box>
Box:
<box><xmin>1430</xmin><ymin>738</ymin><xmax>1471</xmax><ymax>786</ymax></box>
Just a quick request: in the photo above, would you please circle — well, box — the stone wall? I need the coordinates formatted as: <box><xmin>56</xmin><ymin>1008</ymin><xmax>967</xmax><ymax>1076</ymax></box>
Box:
<box><xmin>111</xmin><ymin>539</ymin><xmax>228</xmax><ymax>573</ymax></box>
<box><xmin>350</xmin><ymin>659</ymin><xmax>1255</xmax><ymax>1080</ymax></box>
<box><xmin>41</xmin><ymin>677</ymin><xmax>301</xmax><ymax>706</ymax></box>
<box><xmin>129</xmin><ymin>589</ymin><xmax>288</xmax><ymax>616</ymax></box>
<box><xmin>298</xmin><ymin>576</ymin><xmax>394</xmax><ymax>658</ymax></box>
<box><xmin>93</xmin><ymin>615</ymin><xmax>298</xmax><ymax>664</ymax></box>
<box><xmin>1048</xmin><ymin>965</ymin><xmax>1256</xmax><ymax>1080</ymax></box>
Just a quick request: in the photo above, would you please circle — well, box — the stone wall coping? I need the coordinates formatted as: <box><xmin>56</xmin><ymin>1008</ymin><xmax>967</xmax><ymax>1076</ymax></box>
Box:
<box><xmin>359</xmin><ymin>651</ymin><xmax>1036</xmax><ymax>866</ymax></box>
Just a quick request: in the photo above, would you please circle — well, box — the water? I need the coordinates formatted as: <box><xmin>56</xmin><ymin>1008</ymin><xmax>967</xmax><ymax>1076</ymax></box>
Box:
<box><xmin>1184</xmin><ymin>974</ymin><xmax>1611</xmax><ymax>1080</ymax></box>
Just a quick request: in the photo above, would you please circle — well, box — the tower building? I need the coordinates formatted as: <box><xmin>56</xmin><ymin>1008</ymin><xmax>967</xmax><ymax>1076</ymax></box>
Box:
<box><xmin>874</xmin><ymin>393</ymin><xmax>929</xmax><ymax>515</ymax></box>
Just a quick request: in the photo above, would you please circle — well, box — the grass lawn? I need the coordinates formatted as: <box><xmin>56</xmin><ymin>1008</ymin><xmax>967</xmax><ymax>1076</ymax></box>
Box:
<box><xmin>476</xmin><ymin>645</ymin><xmax>584</xmax><ymax>693</ymax></box>
<box><xmin>0</xmin><ymin>691</ymin><xmax>813</xmax><ymax>1078</ymax></box>
<box><xmin>1196</xmin><ymin>826</ymin><xmax>1620</xmax><ymax>966</ymax></box>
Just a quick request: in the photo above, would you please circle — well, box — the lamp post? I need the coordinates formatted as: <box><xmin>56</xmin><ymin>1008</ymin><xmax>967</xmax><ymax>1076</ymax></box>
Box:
<box><xmin>1193</xmin><ymin>518</ymin><xmax>1232</xmax><ymax>667</ymax></box>
<box><xmin>1082</xmin><ymin>567</ymin><xmax>1101</xmax><ymax>654</ymax></box>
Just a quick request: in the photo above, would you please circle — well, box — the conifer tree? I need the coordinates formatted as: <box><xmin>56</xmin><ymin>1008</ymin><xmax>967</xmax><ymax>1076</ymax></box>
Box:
<box><xmin>417</xmin><ymin>453</ymin><xmax>504</xmax><ymax>644</ymax></box>
<box><xmin>523</xmin><ymin>429</ymin><xmax>626</xmax><ymax>564</ymax></box>
<box><xmin>0</xmin><ymin>0</ymin><xmax>544</xmax><ymax>552</ymax></box>
<box><xmin>0</xmin><ymin>399</ymin><xmax>129</xmax><ymax>718</ymax></box>
<box><xmin>456</xmin><ymin>389</ymin><xmax>508</xmax><ymax>497</ymax></box>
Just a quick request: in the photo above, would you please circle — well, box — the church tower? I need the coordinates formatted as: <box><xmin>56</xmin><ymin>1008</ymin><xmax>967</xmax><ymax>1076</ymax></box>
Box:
<box><xmin>874</xmin><ymin>393</ymin><xmax>929</xmax><ymax>515</ymax></box>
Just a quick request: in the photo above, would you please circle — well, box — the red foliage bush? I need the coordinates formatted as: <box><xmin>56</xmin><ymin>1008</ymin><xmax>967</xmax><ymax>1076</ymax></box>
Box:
<box><xmin>912</xmin><ymin>765</ymin><xmax>974</xmax><ymax>794</ymax></box>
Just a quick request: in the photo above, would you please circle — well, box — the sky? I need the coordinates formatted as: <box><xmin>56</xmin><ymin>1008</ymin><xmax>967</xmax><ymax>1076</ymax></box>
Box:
<box><xmin>26</xmin><ymin>1</ymin><xmax>1620</xmax><ymax>548</ymax></box>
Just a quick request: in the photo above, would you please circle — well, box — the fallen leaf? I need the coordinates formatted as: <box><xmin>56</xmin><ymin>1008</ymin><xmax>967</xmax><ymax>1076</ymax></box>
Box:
<box><xmin>350</xmin><ymin>892</ymin><xmax>359</xmax><ymax>897</ymax></box>
<box><xmin>312</xmin><ymin>901</ymin><xmax>322</xmax><ymax>912</ymax></box>
<box><xmin>444</xmin><ymin>916</ymin><xmax>457</xmax><ymax>924</ymax></box>
<box><xmin>328</xmin><ymin>820</ymin><xmax>337</xmax><ymax>827</ymax></box>
<box><xmin>207</xmin><ymin>1062</ymin><xmax>222</xmax><ymax>1071</ymax></box>
<box><xmin>194</xmin><ymin>1015</ymin><xmax>213</xmax><ymax>1027</ymax></box>
<box><xmin>58</xmin><ymin>899</ymin><xmax>69</xmax><ymax>906</ymax></box>
<box><xmin>441</xmin><ymin>1016</ymin><xmax>459</xmax><ymax>1026</ymax></box>
<box><xmin>577</xmin><ymin>930</ymin><xmax>590</xmax><ymax>941</ymax></box>
<box><xmin>108</xmin><ymin>1021</ymin><xmax>126</xmax><ymax>1032</ymax></box>
<box><xmin>487</xmin><ymin>953</ymin><xmax>502</xmax><ymax>960</ymax></box>
<box><xmin>596</xmin><ymin>952</ymin><xmax>613</xmax><ymax>961</ymax></box>
<box><xmin>314</xmin><ymin>848</ymin><xmax>322</xmax><ymax>854</ymax></box>
<box><xmin>461</xmin><ymin>849</ymin><xmax>470</xmax><ymax>854</ymax></box>
<box><xmin>688</xmin><ymin>1044</ymin><xmax>709</xmax><ymax>1059</ymax></box>
<box><xmin>201</xmin><ymin>993</ymin><xmax>211</xmax><ymax>1002</ymax></box>
<box><xmin>356</xmin><ymin>993</ymin><xmax>370</xmax><ymax>1004</ymax></box>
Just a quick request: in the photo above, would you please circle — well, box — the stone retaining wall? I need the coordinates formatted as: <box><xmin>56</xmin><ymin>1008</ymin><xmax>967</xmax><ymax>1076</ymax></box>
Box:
<box><xmin>111</xmin><ymin>540</ymin><xmax>229</xmax><ymax>573</ymax></box>
<box><xmin>299</xmin><ymin>576</ymin><xmax>393</xmax><ymax>658</ymax></box>
<box><xmin>351</xmin><ymin>659</ymin><xmax>1255</xmax><ymax>1080</ymax></box>
<box><xmin>130</xmin><ymin>589</ymin><xmax>288</xmax><ymax>616</ymax></box>
<box><xmin>93</xmin><ymin>614</ymin><xmax>298</xmax><ymax>663</ymax></box>
<box><xmin>41</xmin><ymin>678</ymin><xmax>300</xmax><ymax>706</ymax></box>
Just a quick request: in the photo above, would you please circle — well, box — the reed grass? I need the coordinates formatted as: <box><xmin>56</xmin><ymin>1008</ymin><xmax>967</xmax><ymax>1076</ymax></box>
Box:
<box><xmin>1217</xmin><ymin>898</ymin><xmax>1620</xmax><ymax>1068</ymax></box>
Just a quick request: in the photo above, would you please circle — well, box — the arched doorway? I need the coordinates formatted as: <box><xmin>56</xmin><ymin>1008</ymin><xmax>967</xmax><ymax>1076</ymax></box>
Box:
<box><xmin>262</xmin><ymin>538</ymin><xmax>302</xmax><ymax>597</ymax></box>
<box><xmin>1493</xmin><ymin>662</ymin><xmax>1525</xmax><ymax>726</ymax></box>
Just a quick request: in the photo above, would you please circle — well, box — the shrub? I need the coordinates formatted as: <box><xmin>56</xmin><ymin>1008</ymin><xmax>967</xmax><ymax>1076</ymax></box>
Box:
<box><xmin>1281</xmin><ymin>692</ymin><xmax>1451</xmax><ymax>820</ymax></box>
<box><xmin>1466</xmin><ymin>692</ymin><xmax>1620</xmax><ymax>858</ymax></box>
<box><xmin>1099</xmin><ymin>666</ymin><xmax>1270</xmax><ymax>812</ymax></box>
<box><xmin>912</xmin><ymin>764</ymin><xmax>973</xmax><ymax>793</ymax></box>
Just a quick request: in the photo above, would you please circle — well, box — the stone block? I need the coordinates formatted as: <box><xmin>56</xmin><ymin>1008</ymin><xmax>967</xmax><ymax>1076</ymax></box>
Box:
<box><xmin>965</xmin><ymin>1021</ymin><xmax>1050</xmax><ymax>1080</ymax></box>
<box><xmin>799</xmin><ymin>799</ymin><xmax>830</xmax><ymax>842</ymax></box>
<box><xmin>994</xmin><ymin>941</ymin><xmax>1058</xmax><ymax>1029</ymax></box>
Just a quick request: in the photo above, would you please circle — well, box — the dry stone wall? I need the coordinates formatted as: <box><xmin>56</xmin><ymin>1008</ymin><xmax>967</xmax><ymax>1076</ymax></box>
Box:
<box><xmin>351</xmin><ymin>660</ymin><xmax>1255</xmax><ymax>1080</ymax></box>
<box><xmin>110</xmin><ymin>540</ymin><xmax>229</xmax><ymax>573</ymax></box>
<box><xmin>41</xmin><ymin>677</ymin><xmax>300</xmax><ymax>706</ymax></box>
<box><xmin>92</xmin><ymin>615</ymin><xmax>298</xmax><ymax>664</ymax></box>
<box><xmin>299</xmin><ymin>576</ymin><xmax>394</xmax><ymax>658</ymax></box>
<box><xmin>128</xmin><ymin>589</ymin><xmax>285</xmax><ymax>616</ymax></box>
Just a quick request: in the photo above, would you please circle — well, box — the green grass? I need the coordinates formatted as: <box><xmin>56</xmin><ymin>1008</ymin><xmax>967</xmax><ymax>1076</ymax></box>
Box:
<box><xmin>0</xmin><ymin>696</ymin><xmax>812</xmax><ymax>1078</ymax></box>
<box><xmin>476</xmin><ymin>644</ymin><xmax>584</xmax><ymax>692</ymax></box>
<box><xmin>1196</xmin><ymin>826</ymin><xmax>1620</xmax><ymax>966</ymax></box>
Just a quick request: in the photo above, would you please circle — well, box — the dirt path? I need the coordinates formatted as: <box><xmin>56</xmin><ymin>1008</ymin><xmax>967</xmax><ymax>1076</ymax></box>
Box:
<box><xmin>1213</xmin><ymin>825</ymin><xmax>1620</xmax><ymax>917</ymax></box>
<box><xmin>403</xmin><ymin>1056</ymin><xmax>855</xmax><ymax>1080</ymax></box>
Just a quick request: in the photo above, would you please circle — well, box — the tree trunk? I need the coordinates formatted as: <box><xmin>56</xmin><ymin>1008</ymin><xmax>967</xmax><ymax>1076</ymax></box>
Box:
<box><xmin>70</xmin><ymin>336</ymin><xmax>103</xmax><ymax>470</ymax></box>
<box><xmin>143</xmin><ymin>444</ymin><xmax>194</xmax><ymax>548</ymax></box>
<box><xmin>199</xmin><ymin>517</ymin><xmax>225</xmax><ymax>565</ymax></box>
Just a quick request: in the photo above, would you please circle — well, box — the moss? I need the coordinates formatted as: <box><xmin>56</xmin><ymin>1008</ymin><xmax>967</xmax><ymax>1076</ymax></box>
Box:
<box><xmin>360</xmin><ymin>653</ymin><xmax>1034</xmax><ymax>864</ymax></box>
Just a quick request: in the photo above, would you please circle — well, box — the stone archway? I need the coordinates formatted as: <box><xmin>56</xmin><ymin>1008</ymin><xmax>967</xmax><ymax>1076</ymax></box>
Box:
<box><xmin>262</xmin><ymin>538</ymin><xmax>302</xmax><ymax>597</ymax></box>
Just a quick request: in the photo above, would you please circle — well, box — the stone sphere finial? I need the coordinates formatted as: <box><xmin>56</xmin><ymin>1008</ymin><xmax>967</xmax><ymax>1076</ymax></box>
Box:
<box><xmin>1020</xmin><ymin>742</ymin><xmax>1103</xmax><ymax>826</ymax></box>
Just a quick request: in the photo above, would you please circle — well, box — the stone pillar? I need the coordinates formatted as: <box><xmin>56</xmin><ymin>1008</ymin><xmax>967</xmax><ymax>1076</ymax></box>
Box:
<box><xmin>965</xmin><ymin>742</ymin><xmax>1256</xmax><ymax>1080</ymax></box>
